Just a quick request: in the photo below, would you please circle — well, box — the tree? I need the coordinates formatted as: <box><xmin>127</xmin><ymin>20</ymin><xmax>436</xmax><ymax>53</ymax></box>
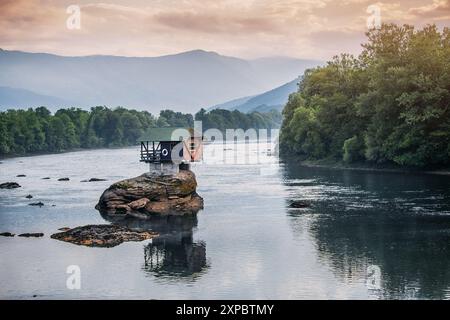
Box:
<box><xmin>280</xmin><ymin>24</ymin><xmax>450</xmax><ymax>168</ymax></box>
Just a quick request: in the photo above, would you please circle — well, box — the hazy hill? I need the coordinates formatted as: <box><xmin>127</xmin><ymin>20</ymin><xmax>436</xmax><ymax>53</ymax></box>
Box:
<box><xmin>0</xmin><ymin>48</ymin><xmax>320</xmax><ymax>113</ymax></box>
<box><xmin>209</xmin><ymin>77</ymin><xmax>300</xmax><ymax>113</ymax></box>
<box><xmin>0</xmin><ymin>87</ymin><xmax>72</xmax><ymax>112</ymax></box>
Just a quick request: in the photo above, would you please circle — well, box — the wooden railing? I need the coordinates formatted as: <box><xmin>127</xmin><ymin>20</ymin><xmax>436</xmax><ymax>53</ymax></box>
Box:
<box><xmin>140</xmin><ymin>141</ymin><xmax>162</xmax><ymax>163</ymax></box>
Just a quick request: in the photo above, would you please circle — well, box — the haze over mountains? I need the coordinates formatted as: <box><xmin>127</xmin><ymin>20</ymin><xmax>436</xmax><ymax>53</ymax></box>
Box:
<box><xmin>0</xmin><ymin>48</ymin><xmax>321</xmax><ymax>113</ymax></box>
<box><xmin>209</xmin><ymin>77</ymin><xmax>300</xmax><ymax>113</ymax></box>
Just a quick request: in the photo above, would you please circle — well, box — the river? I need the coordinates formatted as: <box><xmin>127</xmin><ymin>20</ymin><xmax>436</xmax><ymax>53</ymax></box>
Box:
<box><xmin>1</xmin><ymin>143</ymin><xmax>450</xmax><ymax>299</ymax></box>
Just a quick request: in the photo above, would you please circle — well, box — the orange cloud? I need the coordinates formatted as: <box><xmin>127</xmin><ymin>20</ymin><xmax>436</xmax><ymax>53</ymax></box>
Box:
<box><xmin>409</xmin><ymin>0</ymin><xmax>450</xmax><ymax>19</ymax></box>
<box><xmin>0</xmin><ymin>0</ymin><xmax>447</xmax><ymax>60</ymax></box>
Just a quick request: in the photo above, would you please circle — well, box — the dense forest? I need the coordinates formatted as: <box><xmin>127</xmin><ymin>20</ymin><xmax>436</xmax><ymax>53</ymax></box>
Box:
<box><xmin>280</xmin><ymin>24</ymin><xmax>450</xmax><ymax>168</ymax></box>
<box><xmin>195</xmin><ymin>108</ymin><xmax>282</xmax><ymax>131</ymax></box>
<box><xmin>0</xmin><ymin>106</ymin><xmax>281</xmax><ymax>156</ymax></box>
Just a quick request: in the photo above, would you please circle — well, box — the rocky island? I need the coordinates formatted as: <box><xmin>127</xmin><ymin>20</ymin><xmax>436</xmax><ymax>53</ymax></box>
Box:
<box><xmin>95</xmin><ymin>170</ymin><xmax>203</xmax><ymax>219</ymax></box>
<box><xmin>51</xmin><ymin>225</ymin><xmax>157</xmax><ymax>247</ymax></box>
<box><xmin>43</xmin><ymin>169</ymin><xmax>203</xmax><ymax>247</ymax></box>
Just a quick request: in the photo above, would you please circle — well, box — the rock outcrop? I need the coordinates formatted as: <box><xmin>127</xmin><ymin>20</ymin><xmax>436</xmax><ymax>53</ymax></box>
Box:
<box><xmin>28</xmin><ymin>202</ymin><xmax>44</xmax><ymax>207</ymax></box>
<box><xmin>289</xmin><ymin>200</ymin><xmax>311</xmax><ymax>208</ymax></box>
<box><xmin>0</xmin><ymin>182</ymin><xmax>21</xmax><ymax>189</ymax></box>
<box><xmin>18</xmin><ymin>233</ymin><xmax>44</xmax><ymax>238</ymax></box>
<box><xmin>51</xmin><ymin>225</ymin><xmax>157</xmax><ymax>247</ymax></box>
<box><xmin>82</xmin><ymin>178</ymin><xmax>107</xmax><ymax>182</ymax></box>
<box><xmin>0</xmin><ymin>232</ymin><xmax>15</xmax><ymax>237</ymax></box>
<box><xmin>95</xmin><ymin>170</ymin><xmax>203</xmax><ymax>218</ymax></box>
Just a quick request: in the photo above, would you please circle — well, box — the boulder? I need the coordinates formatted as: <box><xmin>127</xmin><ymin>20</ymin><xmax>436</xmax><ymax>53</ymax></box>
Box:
<box><xmin>28</xmin><ymin>202</ymin><xmax>44</xmax><ymax>207</ymax></box>
<box><xmin>18</xmin><ymin>233</ymin><xmax>44</xmax><ymax>237</ymax></box>
<box><xmin>95</xmin><ymin>170</ymin><xmax>203</xmax><ymax>218</ymax></box>
<box><xmin>58</xmin><ymin>177</ymin><xmax>70</xmax><ymax>181</ymax></box>
<box><xmin>289</xmin><ymin>200</ymin><xmax>311</xmax><ymax>208</ymax></box>
<box><xmin>0</xmin><ymin>232</ymin><xmax>15</xmax><ymax>237</ymax></box>
<box><xmin>0</xmin><ymin>182</ymin><xmax>21</xmax><ymax>189</ymax></box>
<box><xmin>51</xmin><ymin>224</ymin><xmax>158</xmax><ymax>247</ymax></box>
<box><xmin>129</xmin><ymin>198</ymin><xmax>150</xmax><ymax>210</ymax></box>
<box><xmin>81</xmin><ymin>178</ymin><xmax>107</xmax><ymax>182</ymax></box>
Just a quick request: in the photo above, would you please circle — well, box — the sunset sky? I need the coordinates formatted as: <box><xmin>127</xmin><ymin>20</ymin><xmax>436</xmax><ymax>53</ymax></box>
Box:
<box><xmin>0</xmin><ymin>0</ymin><xmax>449</xmax><ymax>60</ymax></box>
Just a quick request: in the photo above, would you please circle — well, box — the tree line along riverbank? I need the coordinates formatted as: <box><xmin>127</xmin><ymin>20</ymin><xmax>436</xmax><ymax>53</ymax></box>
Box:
<box><xmin>280</xmin><ymin>24</ymin><xmax>450</xmax><ymax>169</ymax></box>
<box><xmin>0</xmin><ymin>106</ymin><xmax>281</xmax><ymax>157</ymax></box>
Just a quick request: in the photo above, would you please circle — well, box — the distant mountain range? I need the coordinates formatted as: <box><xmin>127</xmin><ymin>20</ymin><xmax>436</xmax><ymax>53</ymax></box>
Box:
<box><xmin>0</xmin><ymin>48</ymin><xmax>321</xmax><ymax>113</ymax></box>
<box><xmin>209</xmin><ymin>77</ymin><xmax>300</xmax><ymax>113</ymax></box>
<box><xmin>0</xmin><ymin>87</ymin><xmax>73</xmax><ymax>111</ymax></box>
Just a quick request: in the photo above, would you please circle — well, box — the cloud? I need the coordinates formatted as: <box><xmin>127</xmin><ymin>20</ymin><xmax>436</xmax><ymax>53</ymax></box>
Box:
<box><xmin>153</xmin><ymin>12</ymin><xmax>279</xmax><ymax>34</ymax></box>
<box><xmin>409</xmin><ymin>0</ymin><xmax>450</xmax><ymax>19</ymax></box>
<box><xmin>309</xmin><ymin>29</ymin><xmax>366</xmax><ymax>51</ymax></box>
<box><xmin>0</xmin><ymin>0</ymin><xmax>448</xmax><ymax>60</ymax></box>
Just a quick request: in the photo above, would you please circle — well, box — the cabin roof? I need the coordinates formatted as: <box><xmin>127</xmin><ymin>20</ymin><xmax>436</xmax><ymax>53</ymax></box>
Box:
<box><xmin>138</xmin><ymin>127</ymin><xmax>201</xmax><ymax>142</ymax></box>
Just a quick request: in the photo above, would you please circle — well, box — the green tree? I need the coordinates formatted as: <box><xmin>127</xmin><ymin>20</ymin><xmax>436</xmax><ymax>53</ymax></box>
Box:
<box><xmin>280</xmin><ymin>23</ymin><xmax>450</xmax><ymax>168</ymax></box>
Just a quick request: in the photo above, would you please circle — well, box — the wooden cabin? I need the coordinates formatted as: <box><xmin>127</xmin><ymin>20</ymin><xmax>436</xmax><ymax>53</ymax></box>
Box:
<box><xmin>138</xmin><ymin>127</ymin><xmax>203</xmax><ymax>173</ymax></box>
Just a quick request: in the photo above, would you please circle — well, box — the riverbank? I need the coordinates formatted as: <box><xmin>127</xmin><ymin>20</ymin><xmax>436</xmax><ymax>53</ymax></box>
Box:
<box><xmin>281</xmin><ymin>157</ymin><xmax>450</xmax><ymax>177</ymax></box>
<box><xmin>0</xmin><ymin>145</ymin><xmax>138</xmax><ymax>161</ymax></box>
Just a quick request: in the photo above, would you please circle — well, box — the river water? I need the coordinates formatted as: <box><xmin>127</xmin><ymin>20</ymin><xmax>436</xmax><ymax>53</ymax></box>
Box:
<box><xmin>1</xmin><ymin>143</ymin><xmax>450</xmax><ymax>299</ymax></box>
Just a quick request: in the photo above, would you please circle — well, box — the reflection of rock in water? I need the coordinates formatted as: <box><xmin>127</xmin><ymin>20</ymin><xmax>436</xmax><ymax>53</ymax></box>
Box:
<box><xmin>144</xmin><ymin>234</ymin><xmax>207</xmax><ymax>278</ymax></box>
<box><xmin>282</xmin><ymin>160</ymin><xmax>450</xmax><ymax>299</ymax></box>
<box><xmin>100</xmin><ymin>213</ymin><xmax>208</xmax><ymax>280</ymax></box>
<box><xmin>100</xmin><ymin>212</ymin><xmax>198</xmax><ymax>234</ymax></box>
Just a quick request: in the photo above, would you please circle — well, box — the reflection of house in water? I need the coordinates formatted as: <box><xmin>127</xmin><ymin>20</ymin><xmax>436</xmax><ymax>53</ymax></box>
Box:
<box><xmin>144</xmin><ymin>232</ymin><xmax>207</xmax><ymax>278</ymax></box>
<box><xmin>100</xmin><ymin>213</ymin><xmax>208</xmax><ymax>280</ymax></box>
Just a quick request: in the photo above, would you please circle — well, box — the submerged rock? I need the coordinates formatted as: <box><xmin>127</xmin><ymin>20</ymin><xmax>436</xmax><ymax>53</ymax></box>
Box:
<box><xmin>289</xmin><ymin>200</ymin><xmax>311</xmax><ymax>208</ymax></box>
<box><xmin>95</xmin><ymin>170</ymin><xmax>203</xmax><ymax>218</ymax></box>
<box><xmin>42</xmin><ymin>177</ymin><xmax>51</xmax><ymax>180</ymax></box>
<box><xmin>25</xmin><ymin>194</ymin><xmax>33</xmax><ymax>199</ymax></box>
<box><xmin>0</xmin><ymin>182</ymin><xmax>21</xmax><ymax>189</ymax></box>
<box><xmin>18</xmin><ymin>233</ymin><xmax>44</xmax><ymax>237</ymax></box>
<box><xmin>51</xmin><ymin>224</ymin><xmax>157</xmax><ymax>247</ymax></box>
<box><xmin>58</xmin><ymin>227</ymin><xmax>71</xmax><ymax>231</ymax></box>
<box><xmin>89</xmin><ymin>178</ymin><xmax>107</xmax><ymax>182</ymax></box>
<box><xmin>29</xmin><ymin>202</ymin><xmax>44</xmax><ymax>206</ymax></box>
<box><xmin>58</xmin><ymin>177</ymin><xmax>70</xmax><ymax>181</ymax></box>
<box><xmin>0</xmin><ymin>232</ymin><xmax>15</xmax><ymax>237</ymax></box>
<box><xmin>16</xmin><ymin>174</ymin><xmax>26</xmax><ymax>177</ymax></box>
<box><xmin>81</xmin><ymin>178</ymin><xmax>107</xmax><ymax>182</ymax></box>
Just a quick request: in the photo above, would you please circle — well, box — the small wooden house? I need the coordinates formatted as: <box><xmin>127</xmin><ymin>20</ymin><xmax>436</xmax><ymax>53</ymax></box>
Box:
<box><xmin>138</xmin><ymin>127</ymin><xmax>203</xmax><ymax>173</ymax></box>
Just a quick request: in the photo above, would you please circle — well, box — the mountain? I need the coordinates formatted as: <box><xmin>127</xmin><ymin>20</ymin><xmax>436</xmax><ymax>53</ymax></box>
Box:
<box><xmin>0</xmin><ymin>87</ymin><xmax>73</xmax><ymax>111</ymax></box>
<box><xmin>209</xmin><ymin>77</ymin><xmax>300</xmax><ymax>113</ymax></box>
<box><xmin>208</xmin><ymin>95</ymin><xmax>255</xmax><ymax>111</ymax></box>
<box><xmin>0</xmin><ymin>48</ymin><xmax>321</xmax><ymax>113</ymax></box>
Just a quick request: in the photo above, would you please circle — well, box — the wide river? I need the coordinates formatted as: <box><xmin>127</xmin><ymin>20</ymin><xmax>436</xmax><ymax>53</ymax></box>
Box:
<box><xmin>1</xmin><ymin>143</ymin><xmax>450</xmax><ymax>299</ymax></box>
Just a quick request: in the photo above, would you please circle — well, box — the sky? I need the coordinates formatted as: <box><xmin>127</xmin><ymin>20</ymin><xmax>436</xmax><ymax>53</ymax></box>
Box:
<box><xmin>0</xmin><ymin>0</ymin><xmax>449</xmax><ymax>60</ymax></box>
